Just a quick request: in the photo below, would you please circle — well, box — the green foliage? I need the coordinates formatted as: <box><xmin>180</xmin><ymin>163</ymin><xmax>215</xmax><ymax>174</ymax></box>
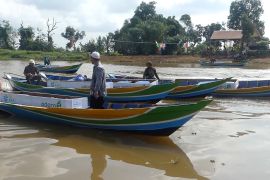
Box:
<box><xmin>134</xmin><ymin>1</ymin><xmax>156</xmax><ymax>21</ymax></box>
<box><xmin>180</xmin><ymin>14</ymin><xmax>192</xmax><ymax>30</ymax></box>
<box><xmin>18</xmin><ymin>25</ymin><xmax>53</xmax><ymax>51</ymax></box>
<box><xmin>203</xmin><ymin>23</ymin><xmax>225</xmax><ymax>46</ymax></box>
<box><xmin>194</xmin><ymin>43</ymin><xmax>208</xmax><ymax>55</ymax></box>
<box><xmin>113</xmin><ymin>1</ymin><xmax>183</xmax><ymax>55</ymax></box>
<box><xmin>18</xmin><ymin>25</ymin><xmax>35</xmax><ymax>50</ymax></box>
<box><xmin>80</xmin><ymin>39</ymin><xmax>97</xmax><ymax>53</ymax></box>
<box><xmin>249</xmin><ymin>40</ymin><xmax>269</xmax><ymax>50</ymax></box>
<box><xmin>0</xmin><ymin>48</ymin><xmax>88</xmax><ymax>61</ymax></box>
<box><xmin>248</xmin><ymin>50</ymin><xmax>270</xmax><ymax>57</ymax></box>
<box><xmin>0</xmin><ymin>20</ymin><xmax>16</xmax><ymax>49</ymax></box>
<box><xmin>61</xmin><ymin>26</ymin><xmax>85</xmax><ymax>49</ymax></box>
<box><xmin>80</xmin><ymin>33</ymin><xmax>114</xmax><ymax>54</ymax></box>
<box><xmin>111</xmin><ymin>2</ymin><xmax>228</xmax><ymax>55</ymax></box>
<box><xmin>241</xmin><ymin>14</ymin><xmax>254</xmax><ymax>48</ymax></box>
<box><xmin>228</xmin><ymin>0</ymin><xmax>264</xmax><ymax>35</ymax></box>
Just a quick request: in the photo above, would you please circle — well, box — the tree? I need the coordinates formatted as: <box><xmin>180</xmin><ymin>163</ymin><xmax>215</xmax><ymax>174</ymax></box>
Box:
<box><xmin>241</xmin><ymin>14</ymin><xmax>254</xmax><ymax>49</ymax></box>
<box><xmin>0</xmin><ymin>20</ymin><xmax>16</xmax><ymax>49</ymax></box>
<box><xmin>18</xmin><ymin>24</ymin><xmax>34</xmax><ymax>50</ymax></box>
<box><xmin>46</xmin><ymin>18</ymin><xmax>58</xmax><ymax>51</ymax></box>
<box><xmin>104</xmin><ymin>33</ymin><xmax>114</xmax><ymax>54</ymax></box>
<box><xmin>166</xmin><ymin>16</ymin><xmax>184</xmax><ymax>37</ymax></box>
<box><xmin>31</xmin><ymin>28</ymin><xmax>49</xmax><ymax>51</ymax></box>
<box><xmin>61</xmin><ymin>26</ymin><xmax>85</xmax><ymax>50</ymax></box>
<box><xmin>134</xmin><ymin>1</ymin><xmax>156</xmax><ymax>21</ymax></box>
<box><xmin>203</xmin><ymin>23</ymin><xmax>225</xmax><ymax>46</ymax></box>
<box><xmin>179</xmin><ymin>15</ymin><xmax>202</xmax><ymax>49</ymax></box>
<box><xmin>80</xmin><ymin>39</ymin><xmax>96</xmax><ymax>52</ymax></box>
<box><xmin>113</xmin><ymin>1</ymin><xmax>184</xmax><ymax>55</ymax></box>
<box><xmin>180</xmin><ymin>14</ymin><xmax>192</xmax><ymax>30</ymax></box>
<box><xmin>96</xmin><ymin>36</ymin><xmax>105</xmax><ymax>53</ymax></box>
<box><xmin>228</xmin><ymin>0</ymin><xmax>264</xmax><ymax>35</ymax></box>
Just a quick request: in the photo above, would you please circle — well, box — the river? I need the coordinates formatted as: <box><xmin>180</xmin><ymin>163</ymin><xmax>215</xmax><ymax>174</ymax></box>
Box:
<box><xmin>1</xmin><ymin>60</ymin><xmax>270</xmax><ymax>180</ymax></box>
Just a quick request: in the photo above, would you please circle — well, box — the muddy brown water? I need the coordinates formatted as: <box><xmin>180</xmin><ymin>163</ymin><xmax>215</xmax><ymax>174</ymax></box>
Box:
<box><xmin>1</xmin><ymin>60</ymin><xmax>270</xmax><ymax>179</ymax></box>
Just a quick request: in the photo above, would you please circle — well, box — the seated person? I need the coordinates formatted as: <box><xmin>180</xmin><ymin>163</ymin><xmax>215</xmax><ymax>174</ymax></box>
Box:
<box><xmin>143</xmin><ymin>61</ymin><xmax>160</xmax><ymax>80</ymax></box>
<box><xmin>24</xmin><ymin>59</ymin><xmax>41</xmax><ymax>84</ymax></box>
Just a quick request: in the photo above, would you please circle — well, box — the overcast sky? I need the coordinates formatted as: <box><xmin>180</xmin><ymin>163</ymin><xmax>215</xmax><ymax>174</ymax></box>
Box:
<box><xmin>0</xmin><ymin>0</ymin><xmax>269</xmax><ymax>47</ymax></box>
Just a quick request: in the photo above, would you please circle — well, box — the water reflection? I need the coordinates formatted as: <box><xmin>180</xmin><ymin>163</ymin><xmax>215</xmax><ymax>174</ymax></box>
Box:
<box><xmin>1</xmin><ymin>117</ymin><xmax>207</xmax><ymax>180</ymax></box>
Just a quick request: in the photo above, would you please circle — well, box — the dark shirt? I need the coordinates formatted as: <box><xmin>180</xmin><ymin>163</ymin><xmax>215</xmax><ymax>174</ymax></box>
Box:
<box><xmin>143</xmin><ymin>67</ymin><xmax>159</xmax><ymax>80</ymax></box>
<box><xmin>44</xmin><ymin>57</ymin><xmax>51</xmax><ymax>65</ymax></box>
<box><xmin>24</xmin><ymin>65</ymin><xmax>39</xmax><ymax>76</ymax></box>
<box><xmin>90</xmin><ymin>63</ymin><xmax>106</xmax><ymax>96</ymax></box>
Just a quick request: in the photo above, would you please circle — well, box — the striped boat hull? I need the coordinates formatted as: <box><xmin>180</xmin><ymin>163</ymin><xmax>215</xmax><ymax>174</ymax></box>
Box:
<box><xmin>0</xmin><ymin>100</ymin><xmax>211</xmax><ymax>136</ymax></box>
<box><xmin>167</xmin><ymin>78</ymin><xmax>229</xmax><ymax>98</ymax></box>
<box><xmin>6</xmin><ymin>76</ymin><xmax>177</xmax><ymax>103</ymax></box>
<box><xmin>214</xmin><ymin>86</ymin><xmax>270</xmax><ymax>97</ymax></box>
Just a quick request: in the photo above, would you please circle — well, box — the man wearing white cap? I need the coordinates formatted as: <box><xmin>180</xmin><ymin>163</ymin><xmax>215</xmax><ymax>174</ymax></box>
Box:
<box><xmin>89</xmin><ymin>51</ymin><xmax>106</xmax><ymax>109</ymax></box>
<box><xmin>24</xmin><ymin>59</ymin><xmax>41</xmax><ymax>84</ymax></box>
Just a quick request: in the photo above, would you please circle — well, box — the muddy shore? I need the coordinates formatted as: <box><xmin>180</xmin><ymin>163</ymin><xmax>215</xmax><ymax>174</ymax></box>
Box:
<box><xmin>100</xmin><ymin>55</ymin><xmax>270</xmax><ymax>69</ymax></box>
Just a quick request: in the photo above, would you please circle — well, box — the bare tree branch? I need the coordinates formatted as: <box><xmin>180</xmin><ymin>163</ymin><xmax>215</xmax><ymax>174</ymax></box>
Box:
<box><xmin>47</xmin><ymin>18</ymin><xmax>59</xmax><ymax>41</ymax></box>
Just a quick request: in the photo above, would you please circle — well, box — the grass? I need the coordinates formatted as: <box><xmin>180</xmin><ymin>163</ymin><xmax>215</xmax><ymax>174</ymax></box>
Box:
<box><xmin>0</xmin><ymin>49</ymin><xmax>88</xmax><ymax>61</ymax></box>
<box><xmin>0</xmin><ymin>49</ymin><xmax>201</xmax><ymax>65</ymax></box>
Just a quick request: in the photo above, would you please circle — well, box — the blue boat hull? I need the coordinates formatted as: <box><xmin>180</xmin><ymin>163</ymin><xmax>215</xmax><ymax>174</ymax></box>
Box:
<box><xmin>0</xmin><ymin>103</ymin><xmax>196</xmax><ymax>136</ymax></box>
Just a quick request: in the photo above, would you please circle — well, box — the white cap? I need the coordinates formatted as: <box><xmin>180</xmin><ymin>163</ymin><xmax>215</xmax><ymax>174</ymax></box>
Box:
<box><xmin>29</xmin><ymin>59</ymin><xmax>35</xmax><ymax>64</ymax></box>
<box><xmin>90</xmin><ymin>51</ymin><xmax>100</xmax><ymax>60</ymax></box>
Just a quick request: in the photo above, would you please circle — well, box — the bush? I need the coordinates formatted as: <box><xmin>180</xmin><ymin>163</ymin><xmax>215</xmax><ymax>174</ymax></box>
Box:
<box><xmin>248</xmin><ymin>50</ymin><xmax>270</xmax><ymax>57</ymax></box>
<box><xmin>249</xmin><ymin>40</ymin><xmax>270</xmax><ymax>50</ymax></box>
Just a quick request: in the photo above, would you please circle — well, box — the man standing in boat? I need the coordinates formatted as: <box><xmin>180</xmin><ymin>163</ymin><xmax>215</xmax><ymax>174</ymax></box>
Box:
<box><xmin>24</xmin><ymin>59</ymin><xmax>41</xmax><ymax>84</ymax></box>
<box><xmin>143</xmin><ymin>61</ymin><xmax>160</xmax><ymax>80</ymax></box>
<box><xmin>89</xmin><ymin>51</ymin><xmax>106</xmax><ymax>109</ymax></box>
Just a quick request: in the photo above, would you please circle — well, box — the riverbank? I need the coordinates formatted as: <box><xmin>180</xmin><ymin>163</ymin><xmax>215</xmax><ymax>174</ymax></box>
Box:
<box><xmin>1</xmin><ymin>49</ymin><xmax>270</xmax><ymax>68</ymax></box>
<box><xmin>0</xmin><ymin>49</ymin><xmax>200</xmax><ymax>63</ymax></box>
<box><xmin>101</xmin><ymin>55</ymin><xmax>200</xmax><ymax>66</ymax></box>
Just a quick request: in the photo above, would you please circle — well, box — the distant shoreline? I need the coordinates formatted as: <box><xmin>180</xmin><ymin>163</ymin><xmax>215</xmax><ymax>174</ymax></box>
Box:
<box><xmin>1</xmin><ymin>49</ymin><xmax>270</xmax><ymax>68</ymax></box>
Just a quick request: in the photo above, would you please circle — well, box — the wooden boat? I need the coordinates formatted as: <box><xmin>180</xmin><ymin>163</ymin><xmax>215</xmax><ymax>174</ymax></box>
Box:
<box><xmin>167</xmin><ymin>78</ymin><xmax>230</xmax><ymax>98</ymax></box>
<box><xmin>0</xmin><ymin>91</ymin><xmax>168</xmax><ymax>109</ymax></box>
<box><xmin>36</xmin><ymin>63</ymin><xmax>82</xmax><ymax>74</ymax></box>
<box><xmin>213</xmin><ymin>80</ymin><xmax>270</xmax><ymax>97</ymax></box>
<box><xmin>6</xmin><ymin>73</ymin><xmax>151</xmax><ymax>89</ymax></box>
<box><xmin>45</xmin><ymin>73</ymin><xmax>141</xmax><ymax>81</ymax></box>
<box><xmin>45</xmin><ymin>73</ymin><xmax>173</xmax><ymax>85</ymax></box>
<box><xmin>4</xmin><ymin>74</ymin><xmax>177</xmax><ymax>103</ymax></box>
<box><xmin>43</xmin><ymin>73</ymin><xmax>228</xmax><ymax>98</ymax></box>
<box><xmin>38</xmin><ymin>73</ymin><xmax>158</xmax><ymax>88</ymax></box>
<box><xmin>0</xmin><ymin>91</ymin><xmax>89</xmax><ymax>108</ymax></box>
<box><xmin>46</xmin><ymin>78</ymin><xmax>158</xmax><ymax>88</ymax></box>
<box><xmin>199</xmin><ymin>59</ymin><xmax>245</xmax><ymax>67</ymax></box>
<box><xmin>0</xmin><ymin>99</ymin><xmax>211</xmax><ymax>136</ymax></box>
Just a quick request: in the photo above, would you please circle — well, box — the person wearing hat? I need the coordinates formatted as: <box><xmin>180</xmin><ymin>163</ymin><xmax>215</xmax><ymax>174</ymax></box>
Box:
<box><xmin>89</xmin><ymin>51</ymin><xmax>106</xmax><ymax>109</ymax></box>
<box><xmin>143</xmin><ymin>61</ymin><xmax>160</xmax><ymax>80</ymax></box>
<box><xmin>24</xmin><ymin>59</ymin><xmax>41</xmax><ymax>84</ymax></box>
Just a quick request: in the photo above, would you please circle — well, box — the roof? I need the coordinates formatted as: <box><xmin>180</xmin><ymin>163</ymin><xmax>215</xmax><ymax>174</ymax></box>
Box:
<box><xmin>210</xmin><ymin>30</ymin><xmax>243</xmax><ymax>40</ymax></box>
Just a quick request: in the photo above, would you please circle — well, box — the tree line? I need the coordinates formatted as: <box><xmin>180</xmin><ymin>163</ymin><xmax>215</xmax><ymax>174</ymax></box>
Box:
<box><xmin>0</xmin><ymin>0</ymin><xmax>269</xmax><ymax>56</ymax></box>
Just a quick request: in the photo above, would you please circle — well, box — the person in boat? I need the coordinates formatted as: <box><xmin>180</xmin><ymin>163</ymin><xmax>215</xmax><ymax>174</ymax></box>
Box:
<box><xmin>210</xmin><ymin>58</ymin><xmax>216</xmax><ymax>63</ymax></box>
<box><xmin>143</xmin><ymin>61</ymin><xmax>160</xmax><ymax>80</ymax></box>
<box><xmin>43</xmin><ymin>56</ymin><xmax>51</xmax><ymax>65</ymax></box>
<box><xmin>89</xmin><ymin>51</ymin><xmax>106</xmax><ymax>109</ymax></box>
<box><xmin>24</xmin><ymin>59</ymin><xmax>41</xmax><ymax>84</ymax></box>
